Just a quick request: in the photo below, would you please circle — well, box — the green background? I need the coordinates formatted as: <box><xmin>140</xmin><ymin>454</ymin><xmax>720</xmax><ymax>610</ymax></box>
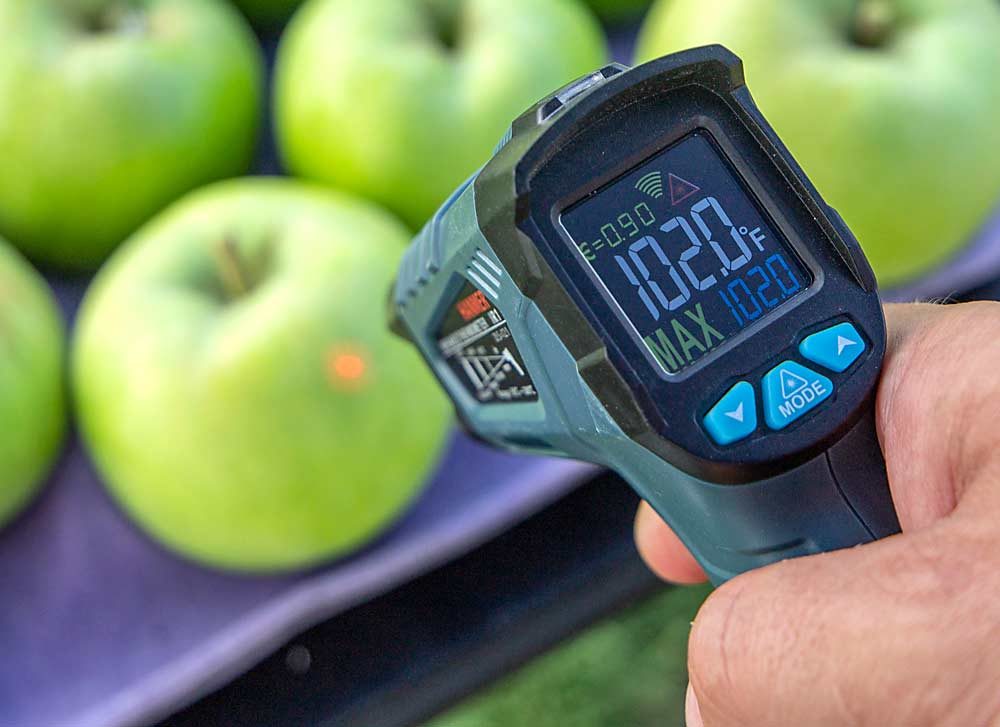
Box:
<box><xmin>426</xmin><ymin>584</ymin><xmax>710</xmax><ymax>726</ymax></box>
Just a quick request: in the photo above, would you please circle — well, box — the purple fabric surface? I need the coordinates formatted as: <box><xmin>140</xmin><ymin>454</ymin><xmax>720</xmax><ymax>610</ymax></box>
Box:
<box><xmin>0</xmin><ymin>427</ymin><xmax>596</xmax><ymax>727</ymax></box>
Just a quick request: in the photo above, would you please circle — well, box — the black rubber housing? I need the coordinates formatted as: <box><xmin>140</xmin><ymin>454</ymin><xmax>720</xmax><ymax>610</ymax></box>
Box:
<box><xmin>475</xmin><ymin>46</ymin><xmax>886</xmax><ymax>485</ymax></box>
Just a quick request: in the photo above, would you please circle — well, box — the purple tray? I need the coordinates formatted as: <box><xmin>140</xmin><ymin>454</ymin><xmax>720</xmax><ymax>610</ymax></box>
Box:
<box><xmin>0</xmin><ymin>421</ymin><xmax>596</xmax><ymax>727</ymax></box>
<box><xmin>2</xmin><ymin>170</ymin><xmax>999</xmax><ymax>727</ymax></box>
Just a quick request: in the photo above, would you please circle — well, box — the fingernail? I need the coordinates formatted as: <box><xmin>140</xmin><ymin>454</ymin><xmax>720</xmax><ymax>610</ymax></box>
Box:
<box><xmin>686</xmin><ymin>682</ymin><xmax>704</xmax><ymax>727</ymax></box>
<box><xmin>633</xmin><ymin>501</ymin><xmax>652</xmax><ymax>542</ymax></box>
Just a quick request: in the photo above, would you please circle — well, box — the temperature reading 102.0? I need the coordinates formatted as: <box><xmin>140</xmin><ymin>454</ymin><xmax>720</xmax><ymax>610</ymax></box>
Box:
<box><xmin>561</xmin><ymin>131</ymin><xmax>812</xmax><ymax>376</ymax></box>
<box><xmin>613</xmin><ymin>195</ymin><xmax>802</xmax><ymax>323</ymax></box>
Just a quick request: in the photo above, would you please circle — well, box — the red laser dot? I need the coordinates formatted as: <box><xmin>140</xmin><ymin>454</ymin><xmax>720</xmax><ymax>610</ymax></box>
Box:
<box><xmin>333</xmin><ymin>354</ymin><xmax>365</xmax><ymax>380</ymax></box>
<box><xmin>326</xmin><ymin>347</ymin><xmax>370</xmax><ymax>390</ymax></box>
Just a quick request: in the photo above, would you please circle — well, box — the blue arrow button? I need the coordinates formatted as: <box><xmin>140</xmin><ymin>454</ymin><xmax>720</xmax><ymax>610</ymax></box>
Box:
<box><xmin>703</xmin><ymin>381</ymin><xmax>757</xmax><ymax>446</ymax></box>
<box><xmin>762</xmin><ymin>361</ymin><xmax>833</xmax><ymax>430</ymax></box>
<box><xmin>799</xmin><ymin>322</ymin><xmax>866</xmax><ymax>373</ymax></box>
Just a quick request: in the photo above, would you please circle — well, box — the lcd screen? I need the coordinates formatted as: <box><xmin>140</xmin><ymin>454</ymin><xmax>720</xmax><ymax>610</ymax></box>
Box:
<box><xmin>561</xmin><ymin>131</ymin><xmax>812</xmax><ymax>375</ymax></box>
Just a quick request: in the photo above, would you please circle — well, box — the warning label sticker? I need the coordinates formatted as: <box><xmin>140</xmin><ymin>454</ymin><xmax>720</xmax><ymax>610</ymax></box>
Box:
<box><xmin>436</xmin><ymin>281</ymin><xmax>539</xmax><ymax>405</ymax></box>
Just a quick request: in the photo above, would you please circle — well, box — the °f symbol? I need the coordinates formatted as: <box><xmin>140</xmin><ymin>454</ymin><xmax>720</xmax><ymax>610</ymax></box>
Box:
<box><xmin>668</xmin><ymin>173</ymin><xmax>700</xmax><ymax>206</ymax></box>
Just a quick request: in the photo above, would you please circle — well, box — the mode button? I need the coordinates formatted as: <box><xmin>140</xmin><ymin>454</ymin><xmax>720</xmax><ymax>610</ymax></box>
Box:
<box><xmin>762</xmin><ymin>361</ymin><xmax>833</xmax><ymax>431</ymax></box>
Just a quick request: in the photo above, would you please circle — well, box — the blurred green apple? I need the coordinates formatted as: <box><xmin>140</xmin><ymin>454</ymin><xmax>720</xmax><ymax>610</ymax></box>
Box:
<box><xmin>637</xmin><ymin>0</ymin><xmax>1000</xmax><ymax>285</ymax></box>
<box><xmin>0</xmin><ymin>0</ymin><xmax>264</xmax><ymax>271</ymax></box>
<box><xmin>274</xmin><ymin>0</ymin><xmax>608</xmax><ymax>230</ymax></box>
<box><xmin>230</xmin><ymin>0</ymin><xmax>302</xmax><ymax>28</ymax></box>
<box><xmin>73</xmin><ymin>178</ymin><xmax>451</xmax><ymax>571</ymax></box>
<box><xmin>0</xmin><ymin>239</ymin><xmax>65</xmax><ymax>529</ymax></box>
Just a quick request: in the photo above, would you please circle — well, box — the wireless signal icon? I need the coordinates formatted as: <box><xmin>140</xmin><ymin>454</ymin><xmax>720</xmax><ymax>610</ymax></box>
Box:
<box><xmin>635</xmin><ymin>172</ymin><xmax>664</xmax><ymax>199</ymax></box>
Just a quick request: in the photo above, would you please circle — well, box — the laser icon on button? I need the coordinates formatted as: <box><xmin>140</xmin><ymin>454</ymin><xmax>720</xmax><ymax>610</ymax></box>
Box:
<box><xmin>763</xmin><ymin>361</ymin><xmax>834</xmax><ymax>430</ymax></box>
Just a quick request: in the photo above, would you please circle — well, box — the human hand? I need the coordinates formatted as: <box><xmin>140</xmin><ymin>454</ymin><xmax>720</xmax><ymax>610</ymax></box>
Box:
<box><xmin>634</xmin><ymin>303</ymin><xmax>1000</xmax><ymax>727</ymax></box>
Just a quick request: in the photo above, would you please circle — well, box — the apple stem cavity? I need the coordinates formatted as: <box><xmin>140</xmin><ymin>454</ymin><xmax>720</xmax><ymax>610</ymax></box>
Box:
<box><xmin>77</xmin><ymin>5</ymin><xmax>148</xmax><ymax>37</ymax></box>
<box><xmin>214</xmin><ymin>236</ymin><xmax>254</xmax><ymax>301</ymax></box>
<box><xmin>851</xmin><ymin>0</ymin><xmax>895</xmax><ymax>48</ymax></box>
<box><xmin>422</xmin><ymin>0</ymin><xmax>461</xmax><ymax>52</ymax></box>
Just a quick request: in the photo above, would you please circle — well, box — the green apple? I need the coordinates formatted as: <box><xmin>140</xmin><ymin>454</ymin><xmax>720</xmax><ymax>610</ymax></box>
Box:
<box><xmin>0</xmin><ymin>0</ymin><xmax>264</xmax><ymax>271</ymax></box>
<box><xmin>73</xmin><ymin>178</ymin><xmax>452</xmax><ymax>571</ymax></box>
<box><xmin>637</xmin><ymin>0</ymin><xmax>1000</xmax><ymax>285</ymax></box>
<box><xmin>230</xmin><ymin>0</ymin><xmax>302</xmax><ymax>28</ymax></box>
<box><xmin>0</xmin><ymin>239</ymin><xmax>65</xmax><ymax>529</ymax></box>
<box><xmin>274</xmin><ymin>0</ymin><xmax>608</xmax><ymax>231</ymax></box>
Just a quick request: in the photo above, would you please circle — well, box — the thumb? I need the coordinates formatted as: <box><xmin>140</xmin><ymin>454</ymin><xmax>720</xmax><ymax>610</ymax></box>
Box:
<box><xmin>687</xmin><ymin>509</ymin><xmax>1000</xmax><ymax>726</ymax></box>
<box><xmin>687</xmin><ymin>302</ymin><xmax>1000</xmax><ymax>726</ymax></box>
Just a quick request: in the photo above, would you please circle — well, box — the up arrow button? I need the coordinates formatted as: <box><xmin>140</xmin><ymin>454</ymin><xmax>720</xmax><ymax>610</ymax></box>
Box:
<box><xmin>799</xmin><ymin>322</ymin><xmax>866</xmax><ymax>373</ymax></box>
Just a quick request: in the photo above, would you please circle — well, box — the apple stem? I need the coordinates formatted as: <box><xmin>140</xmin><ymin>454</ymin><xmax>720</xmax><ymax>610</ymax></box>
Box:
<box><xmin>422</xmin><ymin>0</ymin><xmax>460</xmax><ymax>51</ymax></box>
<box><xmin>852</xmin><ymin>0</ymin><xmax>895</xmax><ymax>48</ymax></box>
<box><xmin>214</xmin><ymin>236</ymin><xmax>253</xmax><ymax>300</ymax></box>
<box><xmin>77</xmin><ymin>6</ymin><xmax>147</xmax><ymax>36</ymax></box>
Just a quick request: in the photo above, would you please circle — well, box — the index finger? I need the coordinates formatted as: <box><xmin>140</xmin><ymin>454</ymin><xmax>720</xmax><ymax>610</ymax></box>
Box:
<box><xmin>634</xmin><ymin>500</ymin><xmax>706</xmax><ymax>584</ymax></box>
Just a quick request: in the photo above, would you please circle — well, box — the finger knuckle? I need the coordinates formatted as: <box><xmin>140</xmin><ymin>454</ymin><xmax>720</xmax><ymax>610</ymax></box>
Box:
<box><xmin>880</xmin><ymin>302</ymin><xmax>1000</xmax><ymax>510</ymax></box>
<box><xmin>875</xmin><ymin>530</ymin><xmax>967</xmax><ymax>600</ymax></box>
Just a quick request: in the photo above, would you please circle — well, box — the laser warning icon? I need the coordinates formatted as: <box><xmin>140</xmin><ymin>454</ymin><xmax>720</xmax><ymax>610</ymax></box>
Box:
<box><xmin>668</xmin><ymin>173</ymin><xmax>700</xmax><ymax>206</ymax></box>
<box><xmin>459</xmin><ymin>348</ymin><xmax>524</xmax><ymax>395</ymax></box>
